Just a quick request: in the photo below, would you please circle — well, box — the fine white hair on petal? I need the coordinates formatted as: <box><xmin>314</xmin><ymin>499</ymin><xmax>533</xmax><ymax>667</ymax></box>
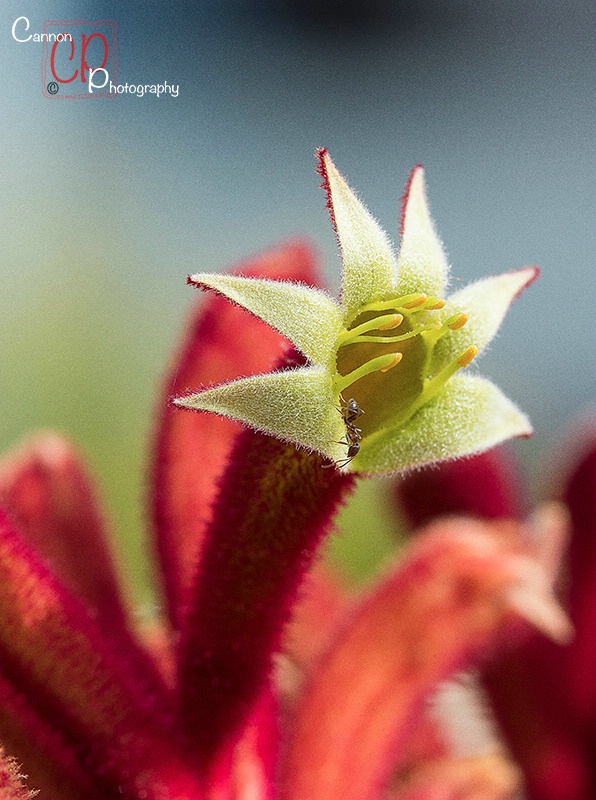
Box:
<box><xmin>318</xmin><ymin>150</ymin><xmax>398</xmax><ymax>317</ymax></box>
<box><xmin>395</xmin><ymin>165</ymin><xmax>450</xmax><ymax>299</ymax></box>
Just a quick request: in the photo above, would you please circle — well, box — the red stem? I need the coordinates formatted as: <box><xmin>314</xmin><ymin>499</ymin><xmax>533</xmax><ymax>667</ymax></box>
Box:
<box><xmin>177</xmin><ymin>422</ymin><xmax>354</xmax><ymax>766</ymax></box>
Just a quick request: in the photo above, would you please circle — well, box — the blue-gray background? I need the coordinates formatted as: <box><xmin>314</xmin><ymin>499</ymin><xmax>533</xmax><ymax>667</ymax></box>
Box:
<box><xmin>1</xmin><ymin>0</ymin><xmax>594</xmax><ymax>599</ymax></box>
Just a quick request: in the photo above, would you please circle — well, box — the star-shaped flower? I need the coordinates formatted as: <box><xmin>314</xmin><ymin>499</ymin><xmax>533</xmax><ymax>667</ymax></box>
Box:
<box><xmin>176</xmin><ymin>149</ymin><xmax>536</xmax><ymax>473</ymax></box>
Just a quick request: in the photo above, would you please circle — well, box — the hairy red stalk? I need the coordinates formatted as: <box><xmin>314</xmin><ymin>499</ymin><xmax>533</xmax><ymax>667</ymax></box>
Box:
<box><xmin>151</xmin><ymin>242</ymin><xmax>320</xmax><ymax>630</ymax></box>
<box><xmin>177</xmin><ymin>410</ymin><xmax>355</xmax><ymax>767</ymax></box>
<box><xmin>0</xmin><ymin>510</ymin><xmax>204</xmax><ymax>800</ymax></box>
<box><xmin>0</xmin><ymin>434</ymin><xmax>125</xmax><ymax>624</ymax></box>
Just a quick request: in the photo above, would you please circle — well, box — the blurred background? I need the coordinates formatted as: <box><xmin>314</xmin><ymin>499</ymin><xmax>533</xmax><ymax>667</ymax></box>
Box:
<box><xmin>1</xmin><ymin>0</ymin><xmax>594</xmax><ymax>604</ymax></box>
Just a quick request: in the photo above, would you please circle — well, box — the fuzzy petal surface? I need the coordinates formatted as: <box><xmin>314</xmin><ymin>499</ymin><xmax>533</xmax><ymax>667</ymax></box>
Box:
<box><xmin>0</xmin><ymin>509</ymin><xmax>204</xmax><ymax>800</ymax></box>
<box><xmin>0</xmin><ymin>433</ymin><xmax>125</xmax><ymax>628</ymax></box>
<box><xmin>0</xmin><ymin>433</ymin><xmax>171</xmax><ymax>720</ymax></box>
<box><xmin>396</xmin><ymin>166</ymin><xmax>449</xmax><ymax>298</ymax></box>
<box><xmin>177</xmin><ymin>425</ymin><xmax>354</xmax><ymax>767</ymax></box>
<box><xmin>175</xmin><ymin>365</ymin><xmax>346</xmax><ymax>461</ymax></box>
<box><xmin>355</xmin><ymin>374</ymin><xmax>532</xmax><ymax>474</ymax></box>
<box><xmin>188</xmin><ymin>273</ymin><xmax>341</xmax><ymax>366</ymax></box>
<box><xmin>317</xmin><ymin>149</ymin><xmax>397</xmax><ymax>317</ymax></box>
<box><xmin>432</xmin><ymin>267</ymin><xmax>539</xmax><ymax>372</ymax></box>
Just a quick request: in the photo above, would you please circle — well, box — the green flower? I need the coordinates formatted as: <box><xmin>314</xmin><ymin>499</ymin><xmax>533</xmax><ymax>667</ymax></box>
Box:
<box><xmin>176</xmin><ymin>150</ymin><xmax>536</xmax><ymax>474</ymax></box>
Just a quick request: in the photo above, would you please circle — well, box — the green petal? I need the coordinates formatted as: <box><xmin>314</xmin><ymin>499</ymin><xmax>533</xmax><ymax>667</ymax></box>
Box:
<box><xmin>189</xmin><ymin>273</ymin><xmax>342</xmax><ymax>366</ymax></box>
<box><xmin>175</xmin><ymin>366</ymin><xmax>347</xmax><ymax>460</ymax></box>
<box><xmin>395</xmin><ymin>166</ymin><xmax>449</xmax><ymax>298</ymax></box>
<box><xmin>318</xmin><ymin>150</ymin><xmax>397</xmax><ymax>318</ymax></box>
<box><xmin>431</xmin><ymin>267</ymin><xmax>539</xmax><ymax>373</ymax></box>
<box><xmin>353</xmin><ymin>374</ymin><xmax>532</xmax><ymax>474</ymax></box>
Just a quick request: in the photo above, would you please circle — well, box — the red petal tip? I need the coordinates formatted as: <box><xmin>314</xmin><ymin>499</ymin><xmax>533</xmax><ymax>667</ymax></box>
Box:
<box><xmin>315</xmin><ymin>148</ymin><xmax>338</xmax><ymax>236</ymax></box>
<box><xmin>399</xmin><ymin>164</ymin><xmax>425</xmax><ymax>236</ymax></box>
<box><xmin>512</xmin><ymin>265</ymin><xmax>541</xmax><ymax>300</ymax></box>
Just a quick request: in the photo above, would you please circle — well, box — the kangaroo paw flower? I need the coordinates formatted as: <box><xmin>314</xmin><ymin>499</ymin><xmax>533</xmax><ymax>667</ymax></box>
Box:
<box><xmin>176</xmin><ymin>151</ymin><xmax>535</xmax><ymax>474</ymax></box>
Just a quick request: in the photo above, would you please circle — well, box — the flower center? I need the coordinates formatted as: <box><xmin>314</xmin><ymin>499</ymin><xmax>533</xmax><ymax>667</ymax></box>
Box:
<box><xmin>333</xmin><ymin>293</ymin><xmax>477</xmax><ymax>444</ymax></box>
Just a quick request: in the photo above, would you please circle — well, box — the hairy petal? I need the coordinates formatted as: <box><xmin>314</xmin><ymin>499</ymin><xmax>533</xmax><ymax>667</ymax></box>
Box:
<box><xmin>317</xmin><ymin>148</ymin><xmax>397</xmax><ymax>317</ymax></box>
<box><xmin>0</xmin><ymin>510</ymin><xmax>204</xmax><ymax>800</ymax></box>
<box><xmin>152</xmin><ymin>242</ymin><xmax>320</xmax><ymax>629</ymax></box>
<box><xmin>0</xmin><ymin>434</ymin><xmax>169</xmax><ymax>716</ymax></box>
<box><xmin>188</xmin><ymin>274</ymin><xmax>341</xmax><ymax>367</ymax></box>
<box><xmin>177</xmin><ymin>425</ymin><xmax>354</xmax><ymax>769</ymax></box>
<box><xmin>395</xmin><ymin>165</ymin><xmax>449</xmax><ymax>298</ymax></box>
<box><xmin>175</xmin><ymin>364</ymin><xmax>346</xmax><ymax>462</ymax></box>
<box><xmin>356</xmin><ymin>375</ymin><xmax>532</xmax><ymax>475</ymax></box>
<box><xmin>280</xmin><ymin>520</ymin><xmax>568</xmax><ymax>800</ymax></box>
<box><xmin>0</xmin><ymin>434</ymin><xmax>124</xmax><ymax>624</ymax></box>
<box><xmin>431</xmin><ymin>267</ymin><xmax>539</xmax><ymax>372</ymax></box>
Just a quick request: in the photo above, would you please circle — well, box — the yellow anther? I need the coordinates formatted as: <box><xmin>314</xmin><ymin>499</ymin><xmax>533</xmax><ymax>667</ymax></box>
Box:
<box><xmin>377</xmin><ymin>313</ymin><xmax>404</xmax><ymax>331</ymax></box>
<box><xmin>379</xmin><ymin>352</ymin><xmax>403</xmax><ymax>372</ymax></box>
<box><xmin>425</xmin><ymin>299</ymin><xmax>446</xmax><ymax>310</ymax></box>
<box><xmin>456</xmin><ymin>345</ymin><xmax>479</xmax><ymax>368</ymax></box>
<box><xmin>448</xmin><ymin>313</ymin><xmax>469</xmax><ymax>331</ymax></box>
<box><xmin>402</xmin><ymin>294</ymin><xmax>427</xmax><ymax>309</ymax></box>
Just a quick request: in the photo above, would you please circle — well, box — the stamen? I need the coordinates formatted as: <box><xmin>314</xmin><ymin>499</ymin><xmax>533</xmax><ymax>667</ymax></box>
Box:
<box><xmin>457</xmin><ymin>345</ymin><xmax>478</xmax><ymax>368</ymax></box>
<box><xmin>335</xmin><ymin>352</ymin><xmax>402</xmax><ymax>393</ymax></box>
<box><xmin>359</xmin><ymin>293</ymin><xmax>428</xmax><ymax>315</ymax></box>
<box><xmin>448</xmin><ymin>313</ymin><xmax>469</xmax><ymax>331</ymax></box>
<box><xmin>331</xmin><ymin>288</ymin><xmax>478</xmax><ymax>452</ymax></box>
<box><xmin>378</xmin><ymin>314</ymin><xmax>404</xmax><ymax>331</ymax></box>
<box><xmin>385</xmin><ymin>344</ymin><xmax>479</xmax><ymax>428</ymax></box>
<box><xmin>345</xmin><ymin>322</ymin><xmax>438</xmax><ymax>345</ymax></box>
<box><xmin>336</xmin><ymin>313</ymin><xmax>403</xmax><ymax>346</ymax></box>
<box><xmin>421</xmin><ymin>313</ymin><xmax>469</xmax><ymax>348</ymax></box>
<box><xmin>422</xmin><ymin>345</ymin><xmax>478</xmax><ymax>400</ymax></box>
<box><xmin>379</xmin><ymin>353</ymin><xmax>403</xmax><ymax>373</ymax></box>
<box><xmin>402</xmin><ymin>294</ymin><xmax>428</xmax><ymax>309</ymax></box>
<box><xmin>424</xmin><ymin>299</ymin><xmax>446</xmax><ymax>310</ymax></box>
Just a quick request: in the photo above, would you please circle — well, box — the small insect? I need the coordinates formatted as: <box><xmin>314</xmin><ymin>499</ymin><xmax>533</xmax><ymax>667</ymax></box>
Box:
<box><xmin>331</xmin><ymin>438</ymin><xmax>361</xmax><ymax>470</ymax></box>
<box><xmin>324</xmin><ymin>395</ymin><xmax>365</xmax><ymax>469</ymax></box>
<box><xmin>339</xmin><ymin>394</ymin><xmax>365</xmax><ymax>427</ymax></box>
